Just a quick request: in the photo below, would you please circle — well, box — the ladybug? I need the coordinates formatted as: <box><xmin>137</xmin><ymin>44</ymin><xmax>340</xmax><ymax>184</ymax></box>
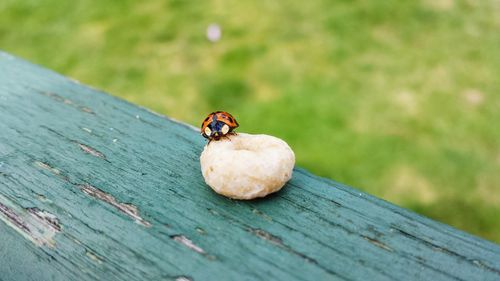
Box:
<box><xmin>201</xmin><ymin>111</ymin><xmax>239</xmax><ymax>141</ymax></box>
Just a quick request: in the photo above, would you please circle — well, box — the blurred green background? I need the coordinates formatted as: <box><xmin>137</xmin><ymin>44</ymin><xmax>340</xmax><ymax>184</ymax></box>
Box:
<box><xmin>1</xmin><ymin>0</ymin><xmax>499</xmax><ymax>242</ymax></box>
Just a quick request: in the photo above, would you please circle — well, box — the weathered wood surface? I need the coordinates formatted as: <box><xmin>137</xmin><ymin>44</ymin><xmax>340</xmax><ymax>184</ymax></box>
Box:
<box><xmin>0</xmin><ymin>51</ymin><xmax>499</xmax><ymax>281</ymax></box>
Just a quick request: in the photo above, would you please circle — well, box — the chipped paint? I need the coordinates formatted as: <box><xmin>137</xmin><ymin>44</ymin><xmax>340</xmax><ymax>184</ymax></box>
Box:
<box><xmin>195</xmin><ymin>227</ymin><xmax>206</xmax><ymax>235</ymax></box>
<box><xmin>42</xmin><ymin>91</ymin><xmax>73</xmax><ymax>105</ymax></box>
<box><xmin>82</xmin><ymin>127</ymin><xmax>92</xmax><ymax>134</ymax></box>
<box><xmin>27</xmin><ymin>207</ymin><xmax>62</xmax><ymax>232</ymax></box>
<box><xmin>0</xmin><ymin>194</ymin><xmax>60</xmax><ymax>247</ymax></box>
<box><xmin>0</xmin><ymin>202</ymin><xmax>31</xmax><ymax>233</ymax></box>
<box><xmin>80</xmin><ymin>107</ymin><xmax>94</xmax><ymax>114</ymax></box>
<box><xmin>248</xmin><ymin>228</ymin><xmax>317</xmax><ymax>264</ymax></box>
<box><xmin>34</xmin><ymin>161</ymin><xmax>61</xmax><ymax>175</ymax></box>
<box><xmin>249</xmin><ymin>228</ymin><xmax>283</xmax><ymax>246</ymax></box>
<box><xmin>37</xmin><ymin>90</ymin><xmax>95</xmax><ymax>114</ymax></box>
<box><xmin>171</xmin><ymin>235</ymin><xmax>206</xmax><ymax>255</ymax></box>
<box><xmin>78</xmin><ymin>184</ymin><xmax>151</xmax><ymax>227</ymax></box>
<box><xmin>86</xmin><ymin>250</ymin><xmax>104</xmax><ymax>264</ymax></box>
<box><xmin>252</xmin><ymin>208</ymin><xmax>273</xmax><ymax>222</ymax></box>
<box><xmin>362</xmin><ymin>236</ymin><xmax>393</xmax><ymax>252</ymax></box>
<box><xmin>78</xmin><ymin>143</ymin><xmax>106</xmax><ymax>159</ymax></box>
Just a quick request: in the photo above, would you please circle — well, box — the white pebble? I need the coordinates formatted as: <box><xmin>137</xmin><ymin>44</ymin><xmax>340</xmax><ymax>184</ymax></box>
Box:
<box><xmin>200</xmin><ymin>133</ymin><xmax>295</xmax><ymax>200</ymax></box>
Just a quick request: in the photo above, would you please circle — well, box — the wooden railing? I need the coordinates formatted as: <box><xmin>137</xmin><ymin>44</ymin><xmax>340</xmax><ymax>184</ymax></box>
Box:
<box><xmin>0</xmin><ymin>51</ymin><xmax>499</xmax><ymax>281</ymax></box>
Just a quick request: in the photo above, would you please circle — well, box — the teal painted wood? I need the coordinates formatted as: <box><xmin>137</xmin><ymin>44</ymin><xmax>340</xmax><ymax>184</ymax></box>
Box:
<box><xmin>0</xmin><ymin>51</ymin><xmax>499</xmax><ymax>281</ymax></box>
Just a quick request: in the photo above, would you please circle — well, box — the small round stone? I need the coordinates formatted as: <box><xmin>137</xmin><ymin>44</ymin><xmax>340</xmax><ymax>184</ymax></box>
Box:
<box><xmin>200</xmin><ymin>133</ymin><xmax>295</xmax><ymax>200</ymax></box>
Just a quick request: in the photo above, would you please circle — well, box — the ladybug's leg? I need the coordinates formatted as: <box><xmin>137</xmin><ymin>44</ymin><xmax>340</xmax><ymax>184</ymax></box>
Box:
<box><xmin>218</xmin><ymin>134</ymin><xmax>232</xmax><ymax>142</ymax></box>
<box><xmin>227</xmin><ymin>132</ymin><xmax>238</xmax><ymax>141</ymax></box>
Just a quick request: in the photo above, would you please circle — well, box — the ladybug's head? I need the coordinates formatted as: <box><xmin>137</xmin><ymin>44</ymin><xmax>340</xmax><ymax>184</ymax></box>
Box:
<box><xmin>202</xmin><ymin>121</ymin><xmax>230</xmax><ymax>140</ymax></box>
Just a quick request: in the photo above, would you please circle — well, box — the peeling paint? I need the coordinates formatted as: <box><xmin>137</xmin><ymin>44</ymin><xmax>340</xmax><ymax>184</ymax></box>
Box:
<box><xmin>171</xmin><ymin>235</ymin><xmax>206</xmax><ymax>254</ymax></box>
<box><xmin>27</xmin><ymin>207</ymin><xmax>62</xmax><ymax>232</ymax></box>
<box><xmin>0</xmin><ymin>202</ymin><xmax>31</xmax><ymax>233</ymax></box>
<box><xmin>36</xmin><ymin>193</ymin><xmax>51</xmax><ymax>203</ymax></box>
<box><xmin>34</xmin><ymin>160</ymin><xmax>70</xmax><ymax>183</ymax></box>
<box><xmin>252</xmin><ymin>208</ymin><xmax>273</xmax><ymax>222</ymax></box>
<box><xmin>78</xmin><ymin>184</ymin><xmax>151</xmax><ymax>227</ymax></box>
<box><xmin>35</xmin><ymin>162</ymin><xmax>152</xmax><ymax>227</ymax></box>
<box><xmin>248</xmin><ymin>228</ymin><xmax>317</xmax><ymax>264</ymax></box>
<box><xmin>78</xmin><ymin>143</ymin><xmax>106</xmax><ymax>159</ymax></box>
<box><xmin>42</xmin><ymin>91</ymin><xmax>73</xmax><ymax>105</ymax></box>
<box><xmin>362</xmin><ymin>236</ymin><xmax>393</xmax><ymax>252</ymax></box>
<box><xmin>80</xmin><ymin>107</ymin><xmax>94</xmax><ymax>114</ymax></box>
<box><xmin>86</xmin><ymin>250</ymin><xmax>104</xmax><ymax>264</ymax></box>
<box><xmin>249</xmin><ymin>228</ymin><xmax>283</xmax><ymax>246</ymax></box>
<box><xmin>395</xmin><ymin>228</ymin><xmax>500</xmax><ymax>274</ymax></box>
<box><xmin>195</xmin><ymin>227</ymin><xmax>206</xmax><ymax>235</ymax></box>
<box><xmin>37</xmin><ymin>91</ymin><xmax>94</xmax><ymax>114</ymax></box>
<box><xmin>34</xmin><ymin>161</ymin><xmax>61</xmax><ymax>175</ymax></box>
<box><xmin>0</xmin><ymin>194</ymin><xmax>60</xmax><ymax>247</ymax></box>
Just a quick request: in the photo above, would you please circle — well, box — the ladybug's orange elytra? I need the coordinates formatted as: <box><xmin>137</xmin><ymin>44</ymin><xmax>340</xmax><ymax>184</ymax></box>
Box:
<box><xmin>201</xmin><ymin>111</ymin><xmax>239</xmax><ymax>141</ymax></box>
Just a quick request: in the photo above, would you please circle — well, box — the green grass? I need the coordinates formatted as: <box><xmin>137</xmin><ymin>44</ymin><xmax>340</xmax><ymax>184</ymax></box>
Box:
<box><xmin>1</xmin><ymin>0</ymin><xmax>499</xmax><ymax>242</ymax></box>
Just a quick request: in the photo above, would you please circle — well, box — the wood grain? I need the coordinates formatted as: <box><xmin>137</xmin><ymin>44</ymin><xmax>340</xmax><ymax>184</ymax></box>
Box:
<box><xmin>0</xmin><ymin>51</ymin><xmax>499</xmax><ymax>281</ymax></box>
